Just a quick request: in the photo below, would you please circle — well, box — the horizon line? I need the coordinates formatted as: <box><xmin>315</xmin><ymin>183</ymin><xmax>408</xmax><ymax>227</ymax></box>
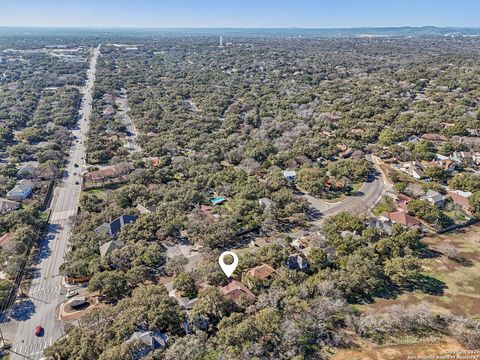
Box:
<box><xmin>1</xmin><ymin>25</ymin><xmax>479</xmax><ymax>30</ymax></box>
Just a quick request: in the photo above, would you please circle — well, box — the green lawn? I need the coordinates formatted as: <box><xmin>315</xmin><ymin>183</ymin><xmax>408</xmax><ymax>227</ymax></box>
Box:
<box><xmin>321</xmin><ymin>182</ymin><xmax>365</xmax><ymax>203</ymax></box>
<box><xmin>445</xmin><ymin>210</ymin><xmax>467</xmax><ymax>222</ymax></box>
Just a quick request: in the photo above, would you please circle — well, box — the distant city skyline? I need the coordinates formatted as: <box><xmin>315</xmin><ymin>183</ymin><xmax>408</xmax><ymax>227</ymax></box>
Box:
<box><xmin>0</xmin><ymin>0</ymin><xmax>479</xmax><ymax>28</ymax></box>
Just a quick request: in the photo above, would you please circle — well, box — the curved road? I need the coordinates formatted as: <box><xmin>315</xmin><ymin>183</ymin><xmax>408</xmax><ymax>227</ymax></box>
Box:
<box><xmin>7</xmin><ymin>46</ymin><xmax>100</xmax><ymax>360</ymax></box>
<box><xmin>304</xmin><ymin>159</ymin><xmax>388</xmax><ymax>226</ymax></box>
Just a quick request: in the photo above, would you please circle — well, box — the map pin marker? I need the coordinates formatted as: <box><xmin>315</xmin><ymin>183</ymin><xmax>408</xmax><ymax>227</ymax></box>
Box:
<box><xmin>218</xmin><ymin>251</ymin><xmax>239</xmax><ymax>278</ymax></box>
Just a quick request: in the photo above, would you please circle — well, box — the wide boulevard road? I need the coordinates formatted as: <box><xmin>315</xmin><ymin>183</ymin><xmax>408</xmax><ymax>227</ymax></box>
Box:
<box><xmin>8</xmin><ymin>46</ymin><xmax>100</xmax><ymax>360</ymax></box>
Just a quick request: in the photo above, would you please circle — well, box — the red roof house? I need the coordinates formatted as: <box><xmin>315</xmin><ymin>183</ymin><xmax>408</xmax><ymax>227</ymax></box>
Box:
<box><xmin>220</xmin><ymin>280</ymin><xmax>256</xmax><ymax>302</ymax></box>
<box><xmin>380</xmin><ymin>211</ymin><xmax>421</xmax><ymax>229</ymax></box>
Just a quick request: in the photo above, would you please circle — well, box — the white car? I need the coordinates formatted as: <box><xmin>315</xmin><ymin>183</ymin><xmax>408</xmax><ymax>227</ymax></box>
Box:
<box><xmin>65</xmin><ymin>290</ymin><xmax>79</xmax><ymax>299</ymax></box>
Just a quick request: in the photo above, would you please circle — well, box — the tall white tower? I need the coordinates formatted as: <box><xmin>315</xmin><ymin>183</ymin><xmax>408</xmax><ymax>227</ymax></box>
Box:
<box><xmin>219</xmin><ymin>36</ymin><xmax>224</xmax><ymax>47</ymax></box>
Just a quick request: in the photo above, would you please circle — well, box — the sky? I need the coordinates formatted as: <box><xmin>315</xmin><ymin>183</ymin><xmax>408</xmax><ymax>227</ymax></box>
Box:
<box><xmin>0</xmin><ymin>0</ymin><xmax>479</xmax><ymax>28</ymax></box>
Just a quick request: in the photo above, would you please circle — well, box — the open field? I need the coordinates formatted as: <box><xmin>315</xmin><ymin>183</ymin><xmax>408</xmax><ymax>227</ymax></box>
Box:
<box><xmin>332</xmin><ymin>340</ymin><xmax>464</xmax><ymax>360</ymax></box>
<box><xmin>331</xmin><ymin>225</ymin><xmax>480</xmax><ymax>360</ymax></box>
<box><xmin>366</xmin><ymin>223</ymin><xmax>480</xmax><ymax>318</ymax></box>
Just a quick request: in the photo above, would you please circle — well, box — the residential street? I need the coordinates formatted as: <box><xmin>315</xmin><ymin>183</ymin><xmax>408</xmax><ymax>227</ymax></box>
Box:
<box><xmin>304</xmin><ymin>157</ymin><xmax>389</xmax><ymax>226</ymax></box>
<box><xmin>116</xmin><ymin>89</ymin><xmax>141</xmax><ymax>154</ymax></box>
<box><xmin>6</xmin><ymin>46</ymin><xmax>100</xmax><ymax>360</ymax></box>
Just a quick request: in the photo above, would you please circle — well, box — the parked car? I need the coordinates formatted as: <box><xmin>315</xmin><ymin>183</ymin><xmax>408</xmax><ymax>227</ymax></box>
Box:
<box><xmin>66</xmin><ymin>290</ymin><xmax>79</xmax><ymax>299</ymax></box>
<box><xmin>35</xmin><ymin>326</ymin><xmax>43</xmax><ymax>336</ymax></box>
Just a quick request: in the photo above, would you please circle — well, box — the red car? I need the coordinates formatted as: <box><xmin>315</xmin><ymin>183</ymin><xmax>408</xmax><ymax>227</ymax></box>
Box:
<box><xmin>35</xmin><ymin>326</ymin><xmax>43</xmax><ymax>336</ymax></box>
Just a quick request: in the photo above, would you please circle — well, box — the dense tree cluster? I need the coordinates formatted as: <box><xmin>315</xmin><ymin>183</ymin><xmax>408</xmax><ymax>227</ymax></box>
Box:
<box><xmin>3</xmin><ymin>32</ymin><xmax>480</xmax><ymax>358</ymax></box>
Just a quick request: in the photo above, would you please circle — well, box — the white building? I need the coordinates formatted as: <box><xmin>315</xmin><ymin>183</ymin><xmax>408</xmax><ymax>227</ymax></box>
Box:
<box><xmin>6</xmin><ymin>180</ymin><xmax>34</xmax><ymax>201</ymax></box>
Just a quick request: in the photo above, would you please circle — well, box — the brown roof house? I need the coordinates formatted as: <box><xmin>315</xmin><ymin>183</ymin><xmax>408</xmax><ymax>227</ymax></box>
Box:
<box><xmin>447</xmin><ymin>190</ymin><xmax>472</xmax><ymax>210</ymax></box>
<box><xmin>380</xmin><ymin>211</ymin><xmax>421</xmax><ymax>230</ymax></box>
<box><xmin>88</xmin><ymin>163</ymin><xmax>134</xmax><ymax>184</ymax></box>
<box><xmin>433</xmin><ymin>159</ymin><xmax>456</xmax><ymax>172</ymax></box>
<box><xmin>0</xmin><ymin>232</ymin><xmax>15</xmax><ymax>249</ymax></box>
<box><xmin>220</xmin><ymin>280</ymin><xmax>256</xmax><ymax>303</ymax></box>
<box><xmin>200</xmin><ymin>205</ymin><xmax>219</xmax><ymax>221</ymax></box>
<box><xmin>244</xmin><ymin>263</ymin><xmax>276</xmax><ymax>289</ymax></box>
<box><xmin>246</xmin><ymin>264</ymin><xmax>276</xmax><ymax>280</ymax></box>
<box><xmin>395</xmin><ymin>193</ymin><xmax>413</xmax><ymax>212</ymax></box>
<box><xmin>336</xmin><ymin>144</ymin><xmax>354</xmax><ymax>158</ymax></box>
<box><xmin>249</xmin><ymin>237</ymin><xmax>275</xmax><ymax>249</ymax></box>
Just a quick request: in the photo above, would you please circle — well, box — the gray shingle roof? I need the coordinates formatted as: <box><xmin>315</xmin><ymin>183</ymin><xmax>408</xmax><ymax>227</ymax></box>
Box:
<box><xmin>99</xmin><ymin>240</ymin><xmax>125</xmax><ymax>257</ymax></box>
<box><xmin>95</xmin><ymin>214</ymin><xmax>137</xmax><ymax>237</ymax></box>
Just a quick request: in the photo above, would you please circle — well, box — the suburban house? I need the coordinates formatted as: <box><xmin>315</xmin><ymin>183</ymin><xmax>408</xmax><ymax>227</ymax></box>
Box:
<box><xmin>365</xmin><ymin>218</ymin><xmax>392</xmax><ymax>235</ymax></box>
<box><xmin>99</xmin><ymin>240</ymin><xmax>125</xmax><ymax>258</ymax></box>
<box><xmin>323</xmin><ymin>178</ymin><xmax>347</xmax><ymax>192</ymax></box>
<box><xmin>87</xmin><ymin>163</ymin><xmax>134</xmax><ymax>184</ymax></box>
<box><xmin>420</xmin><ymin>190</ymin><xmax>446</xmax><ymax>208</ymax></box>
<box><xmin>210</xmin><ymin>196</ymin><xmax>226</xmax><ymax>205</ymax></box>
<box><xmin>88</xmin><ymin>167</ymin><xmax>116</xmax><ymax>183</ymax></box>
<box><xmin>450</xmin><ymin>151</ymin><xmax>480</xmax><ymax>165</ymax></box>
<box><xmin>380</xmin><ymin>211</ymin><xmax>421</xmax><ymax>229</ymax></box>
<box><xmin>420</xmin><ymin>133</ymin><xmax>448</xmax><ymax>142</ymax></box>
<box><xmin>447</xmin><ymin>190</ymin><xmax>472</xmax><ymax>210</ymax></box>
<box><xmin>175</xmin><ymin>296</ymin><xmax>199</xmax><ymax>310</ymax></box>
<box><xmin>408</xmin><ymin>135</ymin><xmax>419</xmax><ymax>143</ymax></box>
<box><xmin>200</xmin><ymin>204</ymin><xmax>219</xmax><ymax>220</ymax></box>
<box><xmin>6</xmin><ymin>180</ymin><xmax>34</xmax><ymax>201</ymax></box>
<box><xmin>396</xmin><ymin>161</ymin><xmax>425</xmax><ymax>180</ymax></box>
<box><xmin>0</xmin><ymin>232</ymin><xmax>15</xmax><ymax>249</ymax></box>
<box><xmin>286</xmin><ymin>253</ymin><xmax>309</xmax><ymax>271</ymax></box>
<box><xmin>220</xmin><ymin>280</ymin><xmax>256</xmax><ymax>302</ymax></box>
<box><xmin>338</xmin><ymin>146</ymin><xmax>354</xmax><ymax>158</ymax></box>
<box><xmin>150</xmin><ymin>158</ymin><xmax>161</xmax><ymax>167</ymax></box>
<box><xmin>246</xmin><ymin>264</ymin><xmax>276</xmax><ymax>281</ymax></box>
<box><xmin>0</xmin><ymin>198</ymin><xmax>20</xmax><ymax>214</ymax></box>
<box><xmin>258</xmin><ymin>197</ymin><xmax>275</xmax><ymax>210</ymax></box>
<box><xmin>136</xmin><ymin>203</ymin><xmax>156</xmax><ymax>214</ymax></box>
<box><xmin>163</xmin><ymin>279</ymin><xmax>200</xmax><ymax>310</ymax></box>
<box><xmin>249</xmin><ymin>237</ymin><xmax>274</xmax><ymax>248</ymax></box>
<box><xmin>126</xmin><ymin>331</ymin><xmax>168</xmax><ymax>359</ymax></box>
<box><xmin>291</xmin><ymin>236</ymin><xmax>311</xmax><ymax>253</ymax></box>
<box><xmin>102</xmin><ymin>105</ymin><xmax>116</xmax><ymax>118</ymax></box>
<box><xmin>395</xmin><ymin>193</ymin><xmax>413</xmax><ymax>212</ymax></box>
<box><xmin>437</xmin><ymin>159</ymin><xmax>456</xmax><ymax>172</ymax></box>
<box><xmin>283</xmin><ymin>170</ymin><xmax>296</xmax><ymax>181</ymax></box>
<box><xmin>16</xmin><ymin>161</ymin><xmax>39</xmax><ymax>179</ymax></box>
<box><xmin>95</xmin><ymin>214</ymin><xmax>137</xmax><ymax>237</ymax></box>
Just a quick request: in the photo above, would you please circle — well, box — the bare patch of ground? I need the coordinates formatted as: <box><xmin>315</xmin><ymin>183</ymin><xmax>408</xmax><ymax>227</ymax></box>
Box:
<box><xmin>332</xmin><ymin>339</ymin><xmax>464</xmax><ymax>360</ymax></box>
